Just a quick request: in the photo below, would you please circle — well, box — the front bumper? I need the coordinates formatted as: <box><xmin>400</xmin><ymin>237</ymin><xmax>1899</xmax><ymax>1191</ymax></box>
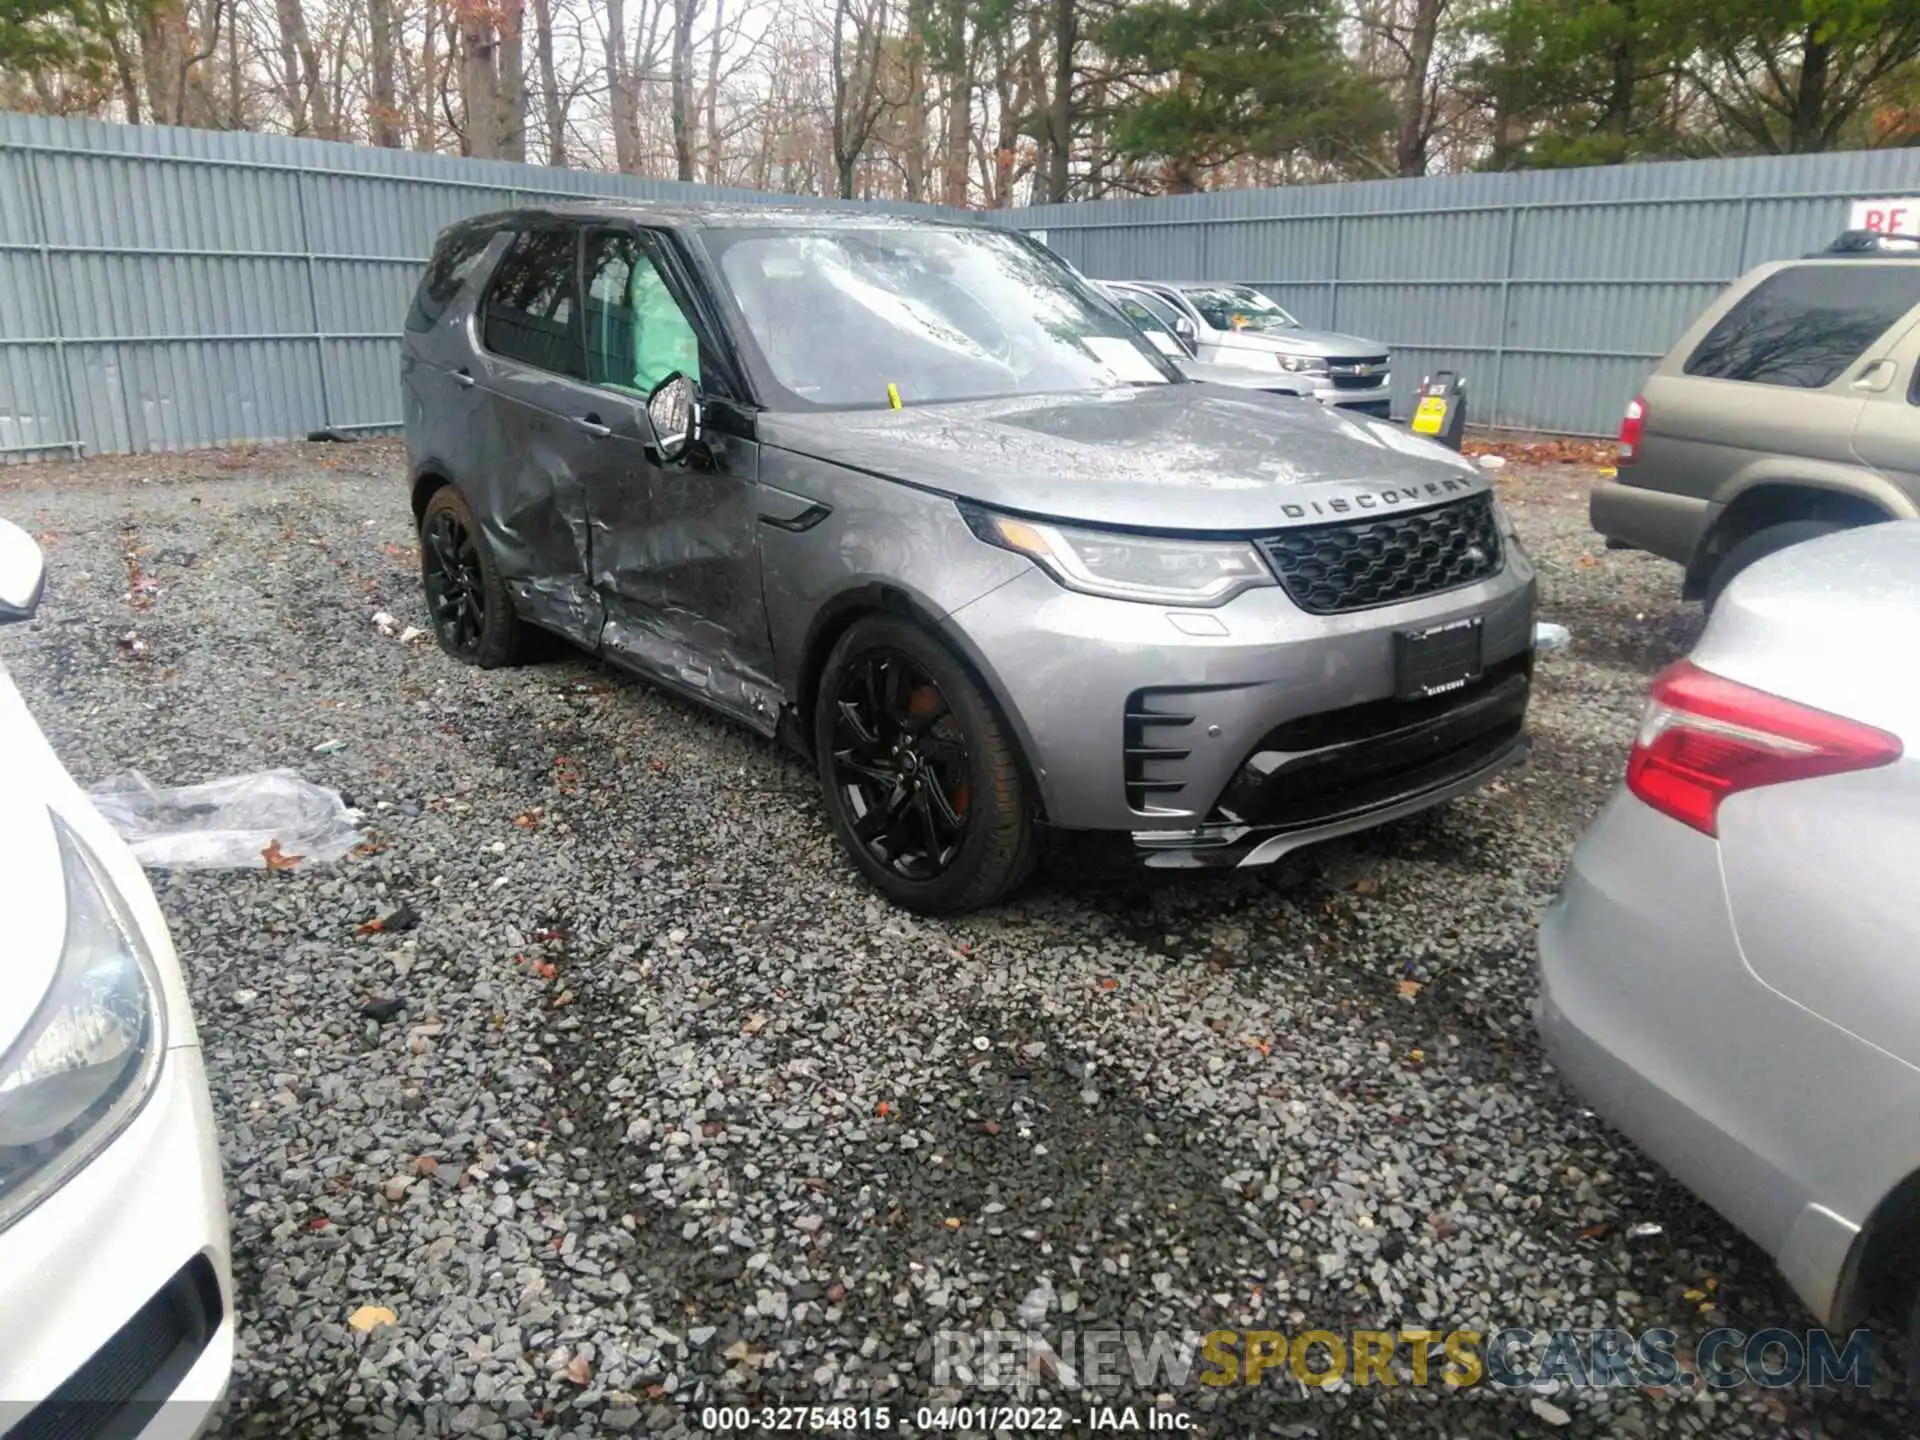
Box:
<box><xmin>943</xmin><ymin>544</ymin><xmax>1535</xmax><ymax>837</ymax></box>
<box><xmin>0</xmin><ymin>1046</ymin><xmax>234</xmax><ymax>1438</ymax></box>
<box><xmin>1535</xmin><ymin>790</ymin><xmax>1920</xmax><ymax>1328</ymax></box>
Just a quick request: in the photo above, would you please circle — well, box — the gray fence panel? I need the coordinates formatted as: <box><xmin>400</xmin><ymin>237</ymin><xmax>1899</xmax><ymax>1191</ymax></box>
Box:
<box><xmin>1007</xmin><ymin>149</ymin><xmax>1920</xmax><ymax>434</ymax></box>
<box><xmin>12</xmin><ymin>111</ymin><xmax>1920</xmax><ymax>454</ymax></box>
<box><xmin>0</xmin><ymin>112</ymin><xmax>970</xmax><ymax>460</ymax></box>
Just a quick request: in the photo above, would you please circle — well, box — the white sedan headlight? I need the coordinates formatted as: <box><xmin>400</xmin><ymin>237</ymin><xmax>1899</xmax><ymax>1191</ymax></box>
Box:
<box><xmin>963</xmin><ymin>503</ymin><xmax>1275</xmax><ymax>607</ymax></box>
<box><xmin>0</xmin><ymin>814</ymin><xmax>165</xmax><ymax>1230</ymax></box>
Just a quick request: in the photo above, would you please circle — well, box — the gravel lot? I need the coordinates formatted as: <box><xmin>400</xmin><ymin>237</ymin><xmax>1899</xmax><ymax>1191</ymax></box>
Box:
<box><xmin>0</xmin><ymin>442</ymin><xmax>1903</xmax><ymax>1438</ymax></box>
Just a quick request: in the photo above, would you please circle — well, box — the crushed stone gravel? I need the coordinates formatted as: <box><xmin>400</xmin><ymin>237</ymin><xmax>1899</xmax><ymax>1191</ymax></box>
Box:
<box><xmin>0</xmin><ymin>442</ymin><xmax>1904</xmax><ymax>1437</ymax></box>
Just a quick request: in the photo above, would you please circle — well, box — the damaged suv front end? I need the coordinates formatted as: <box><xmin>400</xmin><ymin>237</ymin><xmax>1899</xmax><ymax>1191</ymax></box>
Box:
<box><xmin>402</xmin><ymin>204</ymin><xmax>1534</xmax><ymax>911</ymax></box>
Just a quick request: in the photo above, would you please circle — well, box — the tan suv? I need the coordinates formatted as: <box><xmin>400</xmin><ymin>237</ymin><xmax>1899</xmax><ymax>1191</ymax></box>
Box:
<box><xmin>1592</xmin><ymin>235</ymin><xmax>1920</xmax><ymax>606</ymax></box>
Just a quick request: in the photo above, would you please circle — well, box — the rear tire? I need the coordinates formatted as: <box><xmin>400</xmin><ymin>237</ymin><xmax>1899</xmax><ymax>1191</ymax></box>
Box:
<box><xmin>419</xmin><ymin>485</ymin><xmax>527</xmax><ymax>668</ymax></box>
<box><xmin>814</xmin><ymin>615</ymin><xmax>1035</xmax><ymax>913</ymax></box>
<box><xmin>1704</xmin><ymin>519</ymin><xmax>1847</xmax><ymax>612</ymax></box>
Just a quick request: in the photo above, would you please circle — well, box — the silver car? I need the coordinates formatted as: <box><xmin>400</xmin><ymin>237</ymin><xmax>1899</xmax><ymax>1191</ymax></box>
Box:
<box><xmin>1097</xmin><ymin>282</ymin><xmax>1312</xmax><ymax>397</ymax></box>
<box><xmin>401</xmin><ymin>203</ymin><xmax>1535</xmax><ymax>912</ymax></box>
<box><xmin>1120</xmin><ymin>281</ymin><xmax>1394</xmax><ymax>417</ymax></box>
<box><xmin>1537</xmin><ymin>523</ymin><xmax>1919</xmax><ymax>1340</ymax></box>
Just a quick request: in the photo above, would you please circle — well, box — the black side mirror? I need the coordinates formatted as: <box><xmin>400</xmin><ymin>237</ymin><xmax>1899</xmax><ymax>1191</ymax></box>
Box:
<box><xmin>646</xmin><ymin>372</ymin><xmax>700</xmax><ymax>465</ymax></box>
<box><xmin>0</xmin><ymin>518</ymin><xmax>46</xmax><ymax>624</ymax></box>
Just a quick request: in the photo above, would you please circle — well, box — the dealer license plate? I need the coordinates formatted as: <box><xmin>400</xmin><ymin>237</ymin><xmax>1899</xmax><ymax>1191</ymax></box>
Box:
<box><xmin>1397</xmin><ymin>616</ymin><xmax>1484</xmax><ymax>698</ymax></box>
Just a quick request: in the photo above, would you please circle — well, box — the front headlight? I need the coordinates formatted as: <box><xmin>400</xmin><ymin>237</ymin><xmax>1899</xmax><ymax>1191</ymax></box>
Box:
<box><xmin>0</xmin><ymin>814</ymin><xmax>165</xmax><ymax>1230</ymax></box>
<box><xmin>961</xmin><ymin>503</ymin><xmax>1275</xmax><ymax>607</ymax></box>
<box><xmin>1276</xmin><ymin>354</ymin><xmax>1329</xmax><ymax>375</ymax></box>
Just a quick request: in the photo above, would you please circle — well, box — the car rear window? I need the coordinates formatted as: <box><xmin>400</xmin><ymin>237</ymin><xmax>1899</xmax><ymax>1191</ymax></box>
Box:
<box><xmin>1683</xmin><ymin>264</ymin><xmax>1920</xmax><ymax>388</ymax></box>
<box><xmin>407</xmin><ymin>225</ymin><xmax>497</xmax><ymax>332</ymax></box>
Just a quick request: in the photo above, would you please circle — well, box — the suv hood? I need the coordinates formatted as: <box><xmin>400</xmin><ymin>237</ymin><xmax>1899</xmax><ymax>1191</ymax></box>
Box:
<box><xmin>761</xmin><ymin>384</ymin><xmax>1479</xmax><ymax>532</ymax></box>
<box><xmin>1211</xmin><ymin>327</ymin><xmax>1386</xmax><ymax>359</ymax></box>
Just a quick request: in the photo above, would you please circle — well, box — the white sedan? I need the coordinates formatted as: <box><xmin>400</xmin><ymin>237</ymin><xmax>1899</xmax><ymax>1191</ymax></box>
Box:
<box><xmin>0</xmin><ymin>518</ymin><xmax>233</xmax><ymax>1436</ymax></box>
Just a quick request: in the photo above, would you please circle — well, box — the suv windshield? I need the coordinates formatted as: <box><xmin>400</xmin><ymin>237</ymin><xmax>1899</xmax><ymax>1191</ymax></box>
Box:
<box><xmin>1181</xmin><ymin>285</ymin><xmax>1300</xmax><ymax>334</ymax></box>
<box><xmin>703</xmin><ymin>226</ymin><xmax>1177</xmax><ymax>409</ymax></box>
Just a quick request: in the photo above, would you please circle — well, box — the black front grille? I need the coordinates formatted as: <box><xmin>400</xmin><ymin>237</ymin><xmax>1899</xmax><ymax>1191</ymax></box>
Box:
<box><xmin>1326</xmin><ymin>355</ymin><xmax>1390</xmax><ymax>390</ymax></box>
<box><xmin>13</xmin><ymin>1257</ymin><xmax>223</xmax><ymax>1440</ymax></box>
<box><xmin>1257</xmin><ymin>493</ymin><xmax>1503</xmax><ymax>615</ymax></box>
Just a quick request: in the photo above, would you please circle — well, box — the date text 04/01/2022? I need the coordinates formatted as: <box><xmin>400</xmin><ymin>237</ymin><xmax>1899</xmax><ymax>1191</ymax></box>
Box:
<box><xmin>697</xmin><ymin>1404</ymin><xmax>1192</xmax><ymax>1431</ymax></box>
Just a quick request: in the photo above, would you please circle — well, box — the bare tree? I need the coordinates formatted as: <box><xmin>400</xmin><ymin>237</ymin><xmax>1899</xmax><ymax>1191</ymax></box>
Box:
<box><xmin>459</xmin><ymin>0</ymin><xmax>498</xmax><ymax>156</ymax></box>
<box><xmin>669</xmin><ymin>0</ymin><xmax>697</xmax><ymax>180</ymax></box>
<box><xmin>367</xmin><ymin>0</ymin><xmax>401</xmax><ymax>144</ymax></box>
<box><xmin>828</xmin><ymin>0</ymin><xmax>894</xmax><ymax>198</ymax></box>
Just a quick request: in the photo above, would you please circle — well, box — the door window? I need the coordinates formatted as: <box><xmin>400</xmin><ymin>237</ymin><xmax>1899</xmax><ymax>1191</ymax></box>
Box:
<box><xmin>481</xmin><ymin>228</ymin><xmax>585</xmax><ymax>378</ymax></box>
<box><xmin>583</xmin><ymin>230</ymin><xmax>703</xmax><ymax>398</ymax></box>
<box><xmin>1685</xmin><ymin>264</ymin><xmax>1920</xmax><ymax>390</ymax></box>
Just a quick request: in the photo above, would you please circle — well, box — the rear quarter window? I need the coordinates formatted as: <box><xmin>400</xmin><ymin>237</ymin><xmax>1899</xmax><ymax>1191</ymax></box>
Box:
<box><xmin>407</xmin><ymin>226</ymin><xmax>497</xmax><ymax>332</ymax></box>
<box><xmin>1683</xmin><ymin>264</ymin><xmax>1920</xmax><ymax>389</ymax></box>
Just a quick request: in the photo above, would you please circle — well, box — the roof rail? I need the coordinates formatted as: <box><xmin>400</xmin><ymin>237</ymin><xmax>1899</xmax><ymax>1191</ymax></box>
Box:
<box><xmin>1812</xmin><ymin>229</ymin><xmax>1920</xmax><ymax>257</ymax></box>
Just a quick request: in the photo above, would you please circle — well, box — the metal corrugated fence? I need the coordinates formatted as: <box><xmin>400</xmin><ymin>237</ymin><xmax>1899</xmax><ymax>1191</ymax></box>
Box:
<box><xmin>8</xmin><ymin>113</ymin><xmax>1920</xmax><ymax>455</ymax></box>
<box><xmin>0</xmin><ymin>113</ymin><xmax>961</xmax><ymax>460</ymax></box>
<box><xmin>1008</xmin><ymin>151</ymin><xmax>1920</xmax><ymax>435</ymax></box>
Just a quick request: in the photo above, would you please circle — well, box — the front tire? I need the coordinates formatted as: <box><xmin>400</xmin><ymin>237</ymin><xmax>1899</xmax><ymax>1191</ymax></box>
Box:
<box><xmin>1704</xmin><ymin>519</ymin><xmax>1848</xmax><ymax>612</ymax></box>
<box><xmin>419</xmin><ymin>485</ymin><xmax>526</xmax><ymax>668</ymax></box>
<box><xmin>814</xmin><ymin>616</ymin><xmax>1035</xmax><ymax>913</ymax></box>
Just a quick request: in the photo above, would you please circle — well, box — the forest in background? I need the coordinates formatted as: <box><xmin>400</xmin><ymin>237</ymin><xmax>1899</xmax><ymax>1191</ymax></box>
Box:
<box><xmin>4</xmin><ymin>0</ymin><xmax>1920</xmax><ymax>204</ymax></box>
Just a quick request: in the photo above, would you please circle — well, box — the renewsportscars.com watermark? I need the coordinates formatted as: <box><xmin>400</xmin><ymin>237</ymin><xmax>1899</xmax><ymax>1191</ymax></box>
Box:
<box><xmin>932</xmin><ymin>1325</ymin><xmax>1874</xmax><ymax>1395</ymax></box>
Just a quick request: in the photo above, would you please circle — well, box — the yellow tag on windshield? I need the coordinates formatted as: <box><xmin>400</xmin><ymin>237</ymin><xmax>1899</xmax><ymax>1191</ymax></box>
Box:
<box><xmin>1230</xmin><ymin>314</ymin><xmax>1249</xmax><ymax>331</ymax></box>
<box><xmin>886</xmin><ymin>382</ymin><xmax>903</xmax><ymax>410</ymax></box>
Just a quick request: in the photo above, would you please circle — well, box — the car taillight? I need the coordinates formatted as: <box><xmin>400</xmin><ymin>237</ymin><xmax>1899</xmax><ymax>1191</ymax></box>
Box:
<box><xmin>1617</xmin><ymin>396</ymin><xmax>1646</xmax><ymax>464</ymax></box>
<box><xmin>1625</xmin><ymin>659</ymin><xmax>1903</xmax><ymax>836</ymax></box>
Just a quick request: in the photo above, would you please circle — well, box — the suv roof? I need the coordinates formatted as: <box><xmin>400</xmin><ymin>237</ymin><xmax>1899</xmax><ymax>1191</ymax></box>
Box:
<box><xmin>449</xmin><ymin>201</ymin><xmax>979</xmax><ymax>234</ymax></box>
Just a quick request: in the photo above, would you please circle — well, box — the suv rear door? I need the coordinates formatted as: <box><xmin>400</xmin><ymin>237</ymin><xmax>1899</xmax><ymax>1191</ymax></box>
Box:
<box><xmin>1642</xmin><ymin>263</ymin><xmax>1920</xmax><ymax>509</ymax></box>
<box><xmin>471</xmin><ymin>222</ymin><xmax>605</xmax><ymax>646</ymax></box>
<box><xmin>1850</xmin><ymin>290</ymin><xmax>1920</xmax><ymax>494</ymax></box>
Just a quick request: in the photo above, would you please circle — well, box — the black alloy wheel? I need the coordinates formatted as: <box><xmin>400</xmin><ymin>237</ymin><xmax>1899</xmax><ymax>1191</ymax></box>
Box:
<box><xmin>417</xmin><ymin>484</ymin><xmax>525</xmax><ymax>668</ymax></box>
<box><xmin>813</xmin><ymin>615</ymin><xmax>1035</xmax><ymax>913</ymax></box>
<box><xmin>829</xmin><ymin>649</ymin><xmax>971</xmax><ymax>880</ymax></box>
<box><xmin>423</xmin><ymin>508</ymin><xmax>485</xmax><ymax>657</ymax></box>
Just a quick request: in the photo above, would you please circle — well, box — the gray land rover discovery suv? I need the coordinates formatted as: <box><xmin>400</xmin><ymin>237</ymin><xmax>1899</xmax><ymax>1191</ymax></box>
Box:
<box><xmin>400</xmin><ymin>203</ymin><xmax>1537</xmax><ymax>912</ymax></box>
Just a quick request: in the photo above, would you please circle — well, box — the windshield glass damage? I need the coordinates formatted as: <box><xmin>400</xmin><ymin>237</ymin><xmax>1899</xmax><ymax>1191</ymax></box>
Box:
<box><xmin>705</xmin><ymin>226</ymin><xmax>1177</xmax><ymax>410</ymax></box>
<box><xmin>1183</xmin><ymin>285</ymin><xmax>1301</xmax><ymax>334</ymax></box>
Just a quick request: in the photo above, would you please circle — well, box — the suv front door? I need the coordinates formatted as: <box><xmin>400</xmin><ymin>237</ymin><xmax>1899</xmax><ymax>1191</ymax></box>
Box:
<box><xmin>577</xmin><ymin>225</ymin><xmax>778</xmax><ymax>733</ymax></box>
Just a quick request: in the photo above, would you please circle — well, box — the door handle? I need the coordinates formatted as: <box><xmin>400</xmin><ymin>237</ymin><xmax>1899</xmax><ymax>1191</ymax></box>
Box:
<box><xmin>453</xmin><ymin>367</ymin><xmax>475</xmax><ymax>389</ymax></box>
<box><xmin>1854</xmin><ymin>359</ymin><xmax>1897</xmax><ymax>393</ymax></box>
<box><xmin>576</xmin><ymin>414</ymin><xmax>612</xmax><ymax>439</ymax></box>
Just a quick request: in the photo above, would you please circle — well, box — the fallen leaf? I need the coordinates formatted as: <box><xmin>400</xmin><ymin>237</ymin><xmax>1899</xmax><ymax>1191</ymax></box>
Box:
<box><xmin>875</xmin><ymin>1100</ymin><xmax>891</xmax><ymax>1118</ymax></box>
<box><xmin>1353</xmin><ymin>877</ymin><xmax>1377</xmax><ymax>894</ymax></box>
<box><xmin>414</xmin><ymin>1156</ymin><xmax>438</xmax><ymax>1177</ymax></box>
<box><xmin>648</xmin><ymin>758</ymin><xmax>667</xmax><ymax>772</ymax></box>
<box><xmin>531</xmin><ymin>959</ymin><xmax>558</xmax><ymax>981</ymax></box>
<box><xmin>723</xmin><ymin>1339</ymin><xmax>753</xmax><ymax>1363</ymax></box>
<box><xmin>262</xmin><ymin>839</ymin><xmax>301</xmax><ymax>872</ymax></box>
<box><xmin>1578</xmin><ymin>1223</ymin><xmax>1610</xmax><ymax>1240</ymax></box>
<box><xmin>741</xmin><ymin>1012</ymin><xmax>769</xmax><ymax>1035</ymax></box>
<box><xmin>645</xmin><ymin>1383</ymin><xmax>668</xmax><ymax>1399</ymax></box>
<box><xmin>1407</xmin><ymin>1048</ymin><xmax>1425</xmax><ymax>1064</ymax></box>
<box><xmin>1577</xmin><ymin>554</ymin><xmax>1599</xmax><ymax>568</ymax></box>
<box><xmin>514</xmin><ymin>810</ymin><xmax>541</xmax><ymax>830</ymax></box>
<box><xmin>978</xmin><ymin>1120</ymin><xmax>1002</xmax><ymax>1135</ymax></box>
<box><xmin>1098</xmin><ymin>977</ymin><xmax>1118</xmax><ymax>991</ymax></box>
<box><xmin>827</xmin><ymin>1282</ymin><xmax>846</xmax><ymax>1304</ymax></box>
<box><xmin>348</xmin><ymin>1305</ymin><xmax>396</xmax><ymax>1333</ymax></box>
<box><xmin>551</xmin><ymin>989</ymin><xmax>575</xmax><ymax>1008</ymax></box>
<box><xmin>564</xmin><ymin>1353</ymin><xmax>591</xmax><ymax>1386</ymax></box>
<box><xmin>1397</xmin><ymin>979</ymin><xmax>1423</xmax><ymax>999</ymax></box>
<box><xmin>1684</xmin><ymin>1287</ymin><xmax>1705</xmax><ymax>1302</ymax></box>
<box><xmin>944</xmin><ymin>1216</ymin><xmax>964</xmax><ymax>1230</ymax></box>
